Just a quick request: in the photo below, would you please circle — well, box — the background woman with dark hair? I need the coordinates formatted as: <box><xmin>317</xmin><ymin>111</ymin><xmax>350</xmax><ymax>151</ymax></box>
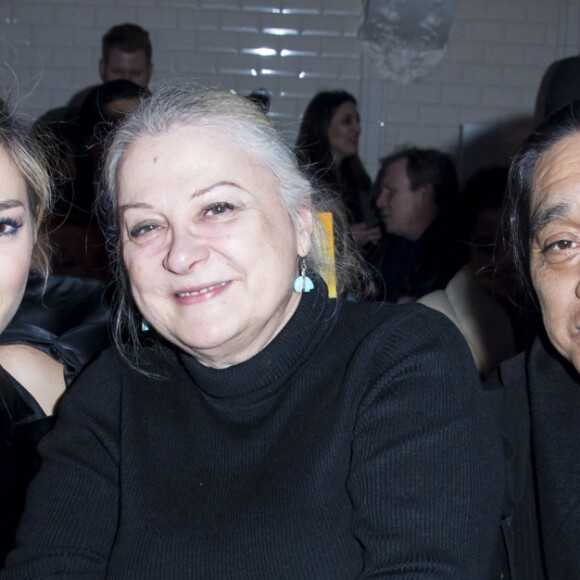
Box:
<box><xmin>296</xmin><ymin>90</ymin><xmax>382</xmax><ymax>249</ymax></box>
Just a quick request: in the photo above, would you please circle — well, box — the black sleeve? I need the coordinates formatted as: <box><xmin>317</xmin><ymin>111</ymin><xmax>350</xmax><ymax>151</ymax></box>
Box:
<box><xmin>1</xmin><ymin>350</ymin><xmax>122</xmax><ymax>579</ymax></box>
<box><xmin>347</xmin><ymin>305</ymin><xmax>505</xmax><ymax>579</ymax></box>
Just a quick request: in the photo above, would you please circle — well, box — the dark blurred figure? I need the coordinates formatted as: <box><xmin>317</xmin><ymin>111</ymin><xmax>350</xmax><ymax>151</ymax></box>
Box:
<box><xmin>296</xmin><ymin>90</ymin><xmax>382</xmax><ymax>250</ymax></box>
<box><xmin>72</xmin><ymin>79</ymin><xmax>150</xmax><ymax>217</ymax></box>
<box><xmin>35</xmin><ymin>22</ymin><xmax>153</xmax><ymax>280</ymax></box>
<box><xmin>244</xmin><ymin>89</ymin><xmax>271</xmax><ymax>114</ymax></box>
<box><xmin>369</xmin><ymin>147</ymin><xmax>464</xmax><ymax>303</ymax></box>
<box><xmin>98</xmin><ymin>23</ymin><xmax>153</xmax><ymax>89</ymax></box>
<box><xmin>536</xmin><ymin>55</ymin><xmax>580</xmax><ymax>122</ymax></box>
<box><xmin>34</xmin><ymin>23</ymin><xmax>154</xmax><ymax>215</ymax></box>
<box><xmin>37</xmin><ymin>23</ymin><xmax>153</xmax><ymax>129</ymax></box>
<box><xmin>48</xmin><ymin>80</ymin><xmax>150</xmax><ymax>280</ymax></box>
<box><xmin>419</xmin><ymin>166</ymin><xmax>539</xmax><ymax>376</ymax></box>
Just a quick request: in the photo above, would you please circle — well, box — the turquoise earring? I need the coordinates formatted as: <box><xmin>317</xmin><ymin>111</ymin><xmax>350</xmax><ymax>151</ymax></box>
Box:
<box><xmin>141</xmin><ymin>318</ymin><xmax>150</xmax><ymax>332</ymax></box>
<box><xmin>293</xmin><ymin>259</ymin><xmax>314</xmax><ymax>293</ymax></box>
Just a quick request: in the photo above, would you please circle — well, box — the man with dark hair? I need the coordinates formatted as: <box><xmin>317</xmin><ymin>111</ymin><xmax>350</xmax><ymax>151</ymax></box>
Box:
<box><xmin>99</xmin><ymin>23</ymin><xmax>153</xmax><ymax>88</ymax></box>
<box><xmin>36</xmin><ymin>23</ymin><xmax>153</xmax><ymax>127</ymax></box>
<box><xmin>35</xmin><ymin>23</ymin><xmax>153</xmax><ymax>222</ymax></box>
<box><xmin>369</xmin><ymin>147</ymin><xmax>464</xmax><ymax>302</ymax></box>
<box><xmin>375</xmin><ymin>147</ymin><xmax>458</xmax><ymax>241</ymax></box>
<box><xmin>67</xmin><ymin>23</ymin><xmax>152</xmax><ymax>111</ymax></box>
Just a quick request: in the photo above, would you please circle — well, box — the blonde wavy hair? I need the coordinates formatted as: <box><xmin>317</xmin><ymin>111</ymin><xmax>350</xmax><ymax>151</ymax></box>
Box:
<box><xmin>0</xmin><ymin>102</ymin><xmax>52</xmax><ymax>277</ymax></box>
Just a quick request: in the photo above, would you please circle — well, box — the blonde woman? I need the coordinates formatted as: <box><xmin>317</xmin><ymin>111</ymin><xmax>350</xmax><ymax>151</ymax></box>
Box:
<box><xmin>0</xmin><ymin>103</ymin><xmax>66</xmax><ymax>563</ymax></box>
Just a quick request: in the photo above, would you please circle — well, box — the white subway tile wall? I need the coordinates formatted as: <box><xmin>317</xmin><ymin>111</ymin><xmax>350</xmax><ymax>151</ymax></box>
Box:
<box><xmin>0</xmin><ymin>0</ymin><xmax>579</xmax><ymax>180</ymax></box>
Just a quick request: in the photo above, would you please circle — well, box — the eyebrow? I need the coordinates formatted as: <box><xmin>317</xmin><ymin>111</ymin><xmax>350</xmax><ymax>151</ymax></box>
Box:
<box><xmin>529</xmin><ymin>201</ymin><xmax>572</xmax><ymax>239</ymax></box>
<box><xmin>193</xmin><ymin>181</ymin><xmax>243</xmax><ymax>199</ymax></box>
<box><xmin>118</xmin><ymin>181</ymin><xmax>244</xmax><ymax>214</ymax></box>
<box><xmin>0</xmin><ymin>200</ymin><xmax>25</xmax><ymax>211</ymax></box>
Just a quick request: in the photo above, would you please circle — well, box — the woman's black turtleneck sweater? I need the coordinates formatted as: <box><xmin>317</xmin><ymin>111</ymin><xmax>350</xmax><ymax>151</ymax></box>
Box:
<box><xmin>1</xmin><ymin>287</ymin><xmax>503</xmax><ymax>579</ymax></box>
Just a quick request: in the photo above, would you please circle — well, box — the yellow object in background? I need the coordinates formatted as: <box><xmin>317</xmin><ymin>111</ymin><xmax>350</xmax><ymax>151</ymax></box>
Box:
<box><xmin>317</xmin><ymin>212</ymin><xmax>337</xmax><ymax>298</ymax></box>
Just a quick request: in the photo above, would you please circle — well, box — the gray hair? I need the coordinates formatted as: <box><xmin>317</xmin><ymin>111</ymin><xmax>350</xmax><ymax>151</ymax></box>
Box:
<box><xmin>99</xmin><ymin>82</ymin><xmax>364</xmax><ymax>366</ymax></box>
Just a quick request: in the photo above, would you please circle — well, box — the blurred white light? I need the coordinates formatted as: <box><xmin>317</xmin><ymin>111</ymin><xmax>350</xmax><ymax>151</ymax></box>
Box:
<box><xmin>264</xmin><ymin>28</ymin><xmax>298</xmax><ymax>36</ymax></box>
<box><xmin>281</xmin><ymin>49</ymin><xmax>316</xmax><ymax>57</ymax></box>
<box><xmin>243</xmin><ymin>47</ymin><xmax>277</xmax><ymax>57</ymax></box>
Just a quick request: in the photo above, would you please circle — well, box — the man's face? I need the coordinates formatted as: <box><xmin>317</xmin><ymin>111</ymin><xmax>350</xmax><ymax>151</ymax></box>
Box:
<box><xmin>529</xmin><ymin>132</ymin><xmax>580</xmax><ymax>373</ymax></box>
<box><xmin>375</xmin><ymin>157</ymin><xmax>438</xmax><ymax>241</ymax></box>
<box><xmin>99</xmin><ymin>48</ymin><xmax>152</xmax><ymax>87</ymax></box>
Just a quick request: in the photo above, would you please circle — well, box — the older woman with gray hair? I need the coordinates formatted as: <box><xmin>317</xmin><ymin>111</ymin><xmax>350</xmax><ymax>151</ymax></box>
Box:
<box><xmin>2</xmin><ymin>84</ymin><xmax>502</xmax><ymax>579</ymax></box>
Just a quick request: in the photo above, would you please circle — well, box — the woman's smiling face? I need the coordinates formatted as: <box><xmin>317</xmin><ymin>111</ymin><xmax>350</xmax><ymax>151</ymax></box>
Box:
<box><xmin>118</xmin><ymin>125</ymin><xmax>312</xmax><ymax>369</ymax></box>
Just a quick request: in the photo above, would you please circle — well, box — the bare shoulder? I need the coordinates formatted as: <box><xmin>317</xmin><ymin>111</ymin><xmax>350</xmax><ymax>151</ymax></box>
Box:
<box><xmin>0</xmin><ymin>344</ymin><xmax>66</xmax><ymax>415</ymax></box>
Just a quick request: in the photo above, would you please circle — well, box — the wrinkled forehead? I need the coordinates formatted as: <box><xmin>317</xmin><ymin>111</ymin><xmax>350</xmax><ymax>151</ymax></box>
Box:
<box><xmin>528</xmin><ymin>133</ymin><xmax>580</xmax><ymax>242</ymax></box>
<box><xmin>115</xmin><ymin>124</ymin><xmax>279</xmax><ymax>201</ymax></box>
<box><xmin>531</xmin><ymin>132</ymin><xmax>580</xmax><ymax>213</ymax></box>
<box><xmin>118</xmin><ymin>123</ymin><xmax>253</xmax><ymax>172</ymax></box>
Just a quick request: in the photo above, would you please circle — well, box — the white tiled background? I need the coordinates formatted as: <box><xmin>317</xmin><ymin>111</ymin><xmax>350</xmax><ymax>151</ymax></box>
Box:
<box><xmin>1</xmin><ymin>0</ymin><xmax>579</xmax><ymax>180</ymax></box>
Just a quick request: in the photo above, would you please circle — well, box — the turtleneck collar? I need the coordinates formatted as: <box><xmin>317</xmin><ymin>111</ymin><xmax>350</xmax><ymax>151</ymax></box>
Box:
<box><xmin>178</xmin><ymin>280</ymin><xmax>337</xmax><ymax>402</ymax></box>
